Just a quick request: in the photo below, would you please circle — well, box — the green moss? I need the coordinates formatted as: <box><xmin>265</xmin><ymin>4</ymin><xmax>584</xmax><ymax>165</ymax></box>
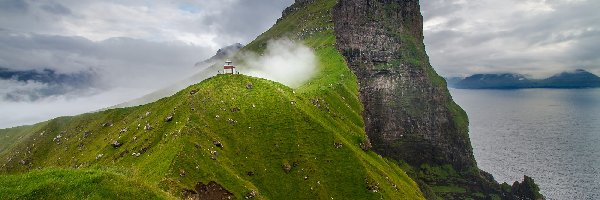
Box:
<box><xmin>447</xmin><ymin>101</ymin><xmax>470</xmax><ymax>138</ymax></box>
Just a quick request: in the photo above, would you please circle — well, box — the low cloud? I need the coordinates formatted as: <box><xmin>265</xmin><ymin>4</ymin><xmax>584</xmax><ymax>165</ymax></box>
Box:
<box><xmin>0</xmin><ymin>1</ymin><xmax>296</xmax><ymax>128</ymax></box>
<box><xmin>0</xmin><ymin>31</ymin><xmax>211</xmax><ymax>91</ymax></box>
<box><xmin>0</xmin><ymin>31</ymin><xmax>211</xmax><ymax>128</ymax></box>
<box><xmin>0</xmin><ymin>87</ymin><xmax>152</xmax><ymax>129</ymax></box>
<box><xmin>421</xmin><ymin>0</ymin><xmax>600</xmax><ymax>77</ymax></box>
<box><xmin>243</xmin><ymin>39</ymin><xmax>317</xmax><ymax>88</ymax></box>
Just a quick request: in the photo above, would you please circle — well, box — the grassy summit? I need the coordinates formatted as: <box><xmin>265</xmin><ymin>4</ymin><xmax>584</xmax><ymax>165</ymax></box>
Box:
<box><xmin>0</xmin><ymin>0</ymin><xmax>425</xmax><ymax>199</ymax></box>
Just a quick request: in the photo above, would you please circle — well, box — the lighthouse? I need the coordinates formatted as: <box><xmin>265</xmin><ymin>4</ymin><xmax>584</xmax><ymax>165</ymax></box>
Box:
<box><xmin>223</xmin><ymin>60</ymin><xmax>236</xmax><ymax>74</ymax></box>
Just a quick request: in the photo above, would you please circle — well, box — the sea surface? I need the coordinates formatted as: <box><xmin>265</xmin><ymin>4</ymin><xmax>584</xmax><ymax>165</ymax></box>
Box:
<box><xmin>449</xmin><ymin>88</ymin><xmax>600</xmax><ymax>200</ymax></box>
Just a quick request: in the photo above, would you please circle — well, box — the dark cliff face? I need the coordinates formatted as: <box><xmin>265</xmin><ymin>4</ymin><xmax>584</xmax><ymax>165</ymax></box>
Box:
<box><xmin>333</xmin><ymin>0</ymin><xmax>475</xmax><ymax>171</ymax></box>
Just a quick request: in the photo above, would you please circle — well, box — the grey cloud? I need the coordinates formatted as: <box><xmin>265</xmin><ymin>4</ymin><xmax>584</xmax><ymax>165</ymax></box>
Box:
<box><xmin>40</xmin><ymin>2</ymin><xmax>71</xmax><ymax>15</ymax></box>
<box><xmin>0</xmin><ymin>0</ymin><xmax>28</xmax><ymax>13</ymax></box>
<box><xmin>0</xmin><ymin>30</ymin><xmax>213</xmax><ymax>100</ymax></box>
<box><xmin>421</xmin><ymin>0</ymin><xmax>464</xmax><ymax>20</ymax></box>
<box><xmin>421</xmin><ymin>0</ymin><xmax>600</xmax><ymax>77</ymax></box>
<box><xmin>190</xmin><ymin>0</ymin><xmax>294</xmax><ymax>45</ymax></box>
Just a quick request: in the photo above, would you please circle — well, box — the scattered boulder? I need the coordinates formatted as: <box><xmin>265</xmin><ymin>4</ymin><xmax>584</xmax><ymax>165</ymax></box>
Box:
<box><xmin>19</xmin><ymin>159</ymin><xmax>29</xmax><ymax>165</ymax></box>
<box><xmin>145</xmin><ymin>111</ymin><xmax>151</xmax><ymax>116</ymax></box>
<box><xmin>111</xmin><ymin>140</ymin><xmax>122</xmax><ymax>148</ymax></box>
<box><xmin>53</xmin><ymin>134</ymin><xmax>63</xmax><ymax>144</ymax></box>
<box><xmin>334</xmin><ymin>142</ymin><xmax>343</xmax><ymax>149</ymax></box>
<box><xmin>244</xmin><ymin>190</ymin><xmax>257</xmax><ymax>199</ymax></box>
<box><xmin>132</xmin><ymin>152</ymin><xmax>141</xmax><ymax>157</ymax></box>
<box><xmin>360</xmin><ymin>137</ymin><xmax>372</xmax><ymax>151</ymax></box>
<box><xmin>96</xmin><ymin>154</ymin><xmax>103</xmax><ymax>160</ymax></box>
<box><xmin>101</xmin><ymin>122</ymin><xmax>113</xmax><ymax>127</ymax></box>
<box><xmin>165</xmin><ymin>115</ymin><xmax>174</xmax><ymax>122</ymax></box>
<box><xmin>210</xmin><ymin>150</ymin><xmax>218</xmax><ymax>160</ymax></box>
<box><xmin>82</xmin><ymin>131</ymin><xmax>91</xmax><ymax>139</ymax></box>
<box><xmin>180</xmin><ymin>169</ymin><xmax>186</xmax><ymax>177</ymax></box>
<box><xmin>246</xmin><ymin>83</ymin><xmax>253</xmax><ymax>90</ymax></box>
<box><xmin>190</xmin><ymin>89</ymin><xmax>198</xmax><ymax>95</ymax></box>
<box><xmin>227</xmin><ymin>119</ymin><xmax>237</xmax><ymax>125</ymax></box>
<box><xmin>282</xmin><ymin>163</ymin><xmax>292</xmax><ymax>173</ymax></box>
<box><xmin>213</xmin><ymin>141</ymin><xmax>223</xmax><ymax>148</ymax></box>
<box><xmin>144</xmin><ymin>123</ymin><xmax>153</xmax><ymax>130</ymax></box>
<box><xmin>120</xmin><ymin>128</ymin><xmax>128</xmax><ymax>133</ymax></box>
<box><xmin>365</xmin><ymin>178</ymin><xmax>379</xmax><ymax>193</ymax></box>
<box><xmin>231</xmin><ymin>107</ymin><xmax>240</xmax><ymax>113</ymax></box>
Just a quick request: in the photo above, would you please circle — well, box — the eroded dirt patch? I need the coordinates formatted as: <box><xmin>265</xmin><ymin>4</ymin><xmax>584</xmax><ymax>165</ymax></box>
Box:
<box><xmin>184</xmin><ymin>181</ymin><xmax>234</xmax><ymax>200</ymax></box>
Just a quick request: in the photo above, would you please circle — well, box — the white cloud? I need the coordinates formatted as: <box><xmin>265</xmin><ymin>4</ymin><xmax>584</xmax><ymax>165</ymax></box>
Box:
<box><xmin>243</xmin><ymin>39</ymin><xmax>317</xmax><ymax>88</ymax></box>
<box><xmin>0</xmin><ymin>87</ymin><xmax>152</xmax><ymax>128</ymax></box>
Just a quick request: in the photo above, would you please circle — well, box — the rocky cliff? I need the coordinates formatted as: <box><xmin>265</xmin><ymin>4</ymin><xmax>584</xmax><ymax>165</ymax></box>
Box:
<box><xmin>332</xmin><ymin>0</ymin><xmax>543</xmax><ymax>199</ymax></box>
<box><xmin>333</xmin><ymin>0</ymin><xmax>474</xmax><ymax>171</ymax></box>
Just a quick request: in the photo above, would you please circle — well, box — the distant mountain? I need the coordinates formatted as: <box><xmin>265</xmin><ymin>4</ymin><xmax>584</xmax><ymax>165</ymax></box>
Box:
<box><xmin>448</xmin><ymin>69</ymin><xmax>600</xmax><ymax>89</ymax></box>
<box><xmin>0</xmin><ymin>67</ymin><xmax>96</xmax><ymax>101</ymax></box>
<box><xmin>194</xmin><ymin>43</ymin><xmax>243</xmax><ymax>67</ymax></box>
<box><xmin>541</xmin><ymin>69</ymin><xmax>600</xmax><ymax>88</ymax></box>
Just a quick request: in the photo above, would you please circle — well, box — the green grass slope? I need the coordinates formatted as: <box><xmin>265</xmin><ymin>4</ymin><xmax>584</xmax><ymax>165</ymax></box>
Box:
<box><xmin>0</xmin><ymin>0</ymin><xmax>424</xmax><ymax>199</ymax></box>
<box><xmin>0</xmin><ymin>168</ymin><xmax>173</xmax><ymax>200</ymax></box>
<box><xmin>0</xmin><ymin>123</ymin><xmax>47</xmax><ymax>156</ymax></box>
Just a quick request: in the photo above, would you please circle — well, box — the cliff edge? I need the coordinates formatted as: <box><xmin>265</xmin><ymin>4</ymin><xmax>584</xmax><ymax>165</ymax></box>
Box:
<box><xmin>332</xmin><ymin>0</ymin><xmax>543</xmax><ymax>199</ymax></box>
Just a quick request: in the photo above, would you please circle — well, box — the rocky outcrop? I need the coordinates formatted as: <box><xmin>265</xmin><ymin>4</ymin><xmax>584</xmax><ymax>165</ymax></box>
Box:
<box><xmin>332</xmin><ymin>0</ymin><xmax>544</xmax><ymax>199</ymax></box>
<box><xmin>194</xmin><ymin>43</ymin><xmax>244</xmax><ymax>67</ymax></box>
<box><xmin>333</xmin><ymin>0</ymin><xmax>475</xmax><ymax>171</ymax></box>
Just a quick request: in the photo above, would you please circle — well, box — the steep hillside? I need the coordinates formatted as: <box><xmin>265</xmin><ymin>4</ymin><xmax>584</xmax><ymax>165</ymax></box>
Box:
<box><xmin>0</xmin><ymin>0</ymin><xmax>425</xmax><ymax>199</ymax></box>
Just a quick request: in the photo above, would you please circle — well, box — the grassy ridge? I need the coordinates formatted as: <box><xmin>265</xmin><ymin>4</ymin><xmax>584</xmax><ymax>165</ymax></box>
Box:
<box><xmin>0</xmin><ymin>168</ymin><xmax>173</xmax><ymax>200</ymax></box>
<box><xmin>0</xmin><ymin>0</ymin><xmax>425</xmax><ymax>199</ymax></box>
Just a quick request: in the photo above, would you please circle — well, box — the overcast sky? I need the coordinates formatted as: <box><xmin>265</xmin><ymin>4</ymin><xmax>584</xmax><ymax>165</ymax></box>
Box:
<box><xmin>421</xmin><ymin>0</ymin><xmax>600</xmax><ymax>77</ymax></box>
<box><xmin>0</xmin><ymin>0</ymin><xmax>599</xmax><ymax>128</ymax></box>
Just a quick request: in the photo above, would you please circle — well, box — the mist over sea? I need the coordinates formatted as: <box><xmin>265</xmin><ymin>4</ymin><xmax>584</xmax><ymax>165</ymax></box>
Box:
<box><xmin>450</xmin><ymin>88</ymin><xmax>600</xmax><ymax>200</ymax></box>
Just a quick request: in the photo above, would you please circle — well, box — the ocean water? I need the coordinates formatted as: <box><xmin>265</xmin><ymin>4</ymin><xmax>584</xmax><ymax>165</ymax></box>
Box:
<box><xmin>449</xmin><ymin>88</ymin><xmax>600</xmax><ymax>200</ymax></box>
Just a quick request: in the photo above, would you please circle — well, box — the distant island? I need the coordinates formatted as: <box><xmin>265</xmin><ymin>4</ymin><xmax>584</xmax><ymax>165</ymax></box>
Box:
<box><xmin>447</xmin><ymin>69</ymin><xmax>600</xmax><ymax>89</ymax></box>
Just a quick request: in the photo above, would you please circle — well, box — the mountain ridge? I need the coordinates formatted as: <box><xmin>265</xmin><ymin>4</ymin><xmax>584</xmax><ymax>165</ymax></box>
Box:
<box><xmin>448</xmin><ymin>69</ymin><xmax>600</xmax><ymax>89</ymax></box>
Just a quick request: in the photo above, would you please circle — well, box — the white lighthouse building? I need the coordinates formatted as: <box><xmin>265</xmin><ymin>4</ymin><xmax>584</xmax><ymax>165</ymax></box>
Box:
<box><xmin>223</xmin><ymin>60</ymin><xmax>236</xmax><ymax>74</ymax></box>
